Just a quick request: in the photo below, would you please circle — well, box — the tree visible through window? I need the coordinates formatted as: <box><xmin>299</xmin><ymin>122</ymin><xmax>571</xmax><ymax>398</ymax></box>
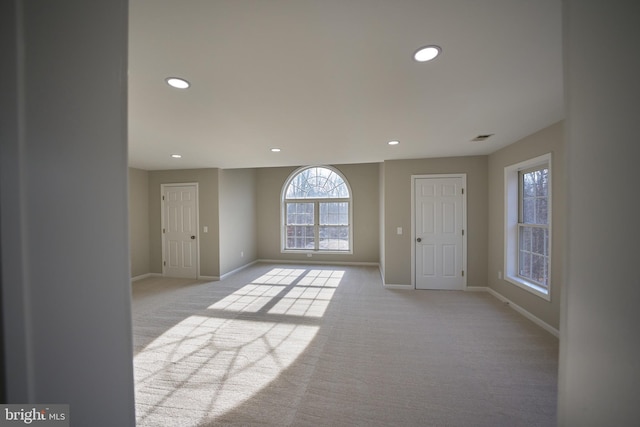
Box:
<box><xmin>519</xmin><ymin>167</ymin><xmax>549</xmax><ymax>288</ymax></box>
<box><xmin>504</xmin><ymin>153</ymin><xmax>551</xmax><ymax>300</ymax></box>
<box><xmin>282</xmin><ymin>166</ymin><xmax>351</xmax><ymax>252</ymax></box>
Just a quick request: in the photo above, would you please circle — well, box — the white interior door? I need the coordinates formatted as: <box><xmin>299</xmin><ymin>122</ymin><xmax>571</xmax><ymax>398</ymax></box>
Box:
<box><xmin>162</xmin><ymin>184</ymin><xmax>198</xmax><ymax>279</ymax></box>
<box><xmin>415</xmin><ymin>177</ymin><xmax>465</xmax><ymax>290</ymax></box>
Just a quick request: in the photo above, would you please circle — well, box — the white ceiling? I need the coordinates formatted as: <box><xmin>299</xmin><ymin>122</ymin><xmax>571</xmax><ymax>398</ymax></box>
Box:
<box><xmin>128</xmin><ymin>0</ymin><xmax>563</xmax><ymax>170</ymax></box>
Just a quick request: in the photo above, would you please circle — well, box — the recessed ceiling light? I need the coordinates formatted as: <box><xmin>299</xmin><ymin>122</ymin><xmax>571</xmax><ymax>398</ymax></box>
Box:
<box><xmin>170</xmin><ymin>154</ymin><xmax>182</xmax><ymax>158</ymax></box>
<box><xmin>388</xmin><ymin>140</ymin><xmax>400</xmax><ymax>146</ymax></box>
<box><xmin>413</xmin><ymin>45</ymin><xmax>441</xmax><ymax>62</ymax></box>
<box><xmin>166</xmin><ymin>77</ymin><xmax>190</xmax><ymax>89</ymax></box>
<box><xmin>270</xmin><ymin>148</ymin><xmax>281</xmax><ymax>152</ymax></box>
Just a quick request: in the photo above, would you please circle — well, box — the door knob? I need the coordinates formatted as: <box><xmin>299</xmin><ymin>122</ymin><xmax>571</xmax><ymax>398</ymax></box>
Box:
<box><xmin>191</xmin><ymin>235</ymin><xmax>196</xmax><ymax>239</ymax></box>
<box><xmin>416</xmin><ymin>237</ymin><xmax>422</xmax><ymax>242</ymax></box>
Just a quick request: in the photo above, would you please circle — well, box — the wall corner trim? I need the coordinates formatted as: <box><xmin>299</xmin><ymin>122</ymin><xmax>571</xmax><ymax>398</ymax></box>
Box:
<box><xmin>219</xmin><ymin>260</ymin><xmax>259</xmax><ymax>281</ymax></box>
<box><xmin>131</xmin><ymin>273</ymin><xmax>162</xmax><ymax>282</ymax></box>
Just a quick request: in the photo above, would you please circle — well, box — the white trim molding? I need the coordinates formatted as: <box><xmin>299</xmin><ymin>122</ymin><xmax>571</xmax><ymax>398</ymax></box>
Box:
<box><xmin>379</xmin><ymin>264</ymin><xmax>415</xmax><ymax>289</ymax></box>
<box><xmin>258</xmin><ymin>259</ymin><xmax>379</xmax><ymax>267</ymax></box>
<box><xmin>219</xmin><ymin>260</ymin><xmax>259</xmax><ymax>280</ymax></box>
<box><xmin>467</xmin><ymin>286</ymin><xmax>559</xmax><ymax>337</ymax></box>
<box><xmin>504</xmin><ymin>153</ymin><xmax>552</xmax><ymax>301</ymax></box>
<box><xmin>131</xmin><ymin>273</ymin><xmax>162</xmax><ymax>282</ymax></box>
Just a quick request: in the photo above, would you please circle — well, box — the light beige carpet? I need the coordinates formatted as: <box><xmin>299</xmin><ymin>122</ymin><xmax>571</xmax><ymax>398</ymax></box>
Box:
<box><xmin>132</xmin><ymin>263</ymin><xmax>558</xmax><ymax>426</ymax></box>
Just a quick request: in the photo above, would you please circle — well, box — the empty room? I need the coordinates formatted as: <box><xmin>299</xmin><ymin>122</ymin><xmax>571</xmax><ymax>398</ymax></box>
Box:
<box><xmin>2</xmin><ymin>1</ymin><xmax>639</xmax><ymax>427</ymax></box>
<box><xmin>129</xmin><ymin>1</ymin><xmax>561</xmax><ymax>425</ymax></box>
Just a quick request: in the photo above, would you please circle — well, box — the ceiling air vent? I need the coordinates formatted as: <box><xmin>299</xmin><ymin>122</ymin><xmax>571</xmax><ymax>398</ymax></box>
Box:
<box><xmin>471</xmin><ymin>134</ymin><xmax>494</xmax><ymax>142</ymax></box>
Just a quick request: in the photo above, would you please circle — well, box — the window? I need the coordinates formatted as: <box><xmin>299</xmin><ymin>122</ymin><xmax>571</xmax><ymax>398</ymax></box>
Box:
<box><xmin>518</xmin><ymin>166</ymin><xmax>549</xmax><ymax>287</ymax></box>
<box><xmin>504</xmin><ymin>154</ymin><xmax>552</xmax><ymax>300</ymax></box>
<box><xmin>282</xmin><ymin>166</ymin><xmax>352</xmax><ymax>253</ymax></box>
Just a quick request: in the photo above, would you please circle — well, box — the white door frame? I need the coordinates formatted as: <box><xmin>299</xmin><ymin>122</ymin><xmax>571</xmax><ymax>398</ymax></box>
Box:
<box><xmin>411</xmin><ymin>174</ymin><xmax>467</xmax><ymax>289</ymax></box>
<box><xmin>160</xmin><ymin>182</ymin><xmax>200</xmax><ymax>278</ymax></box>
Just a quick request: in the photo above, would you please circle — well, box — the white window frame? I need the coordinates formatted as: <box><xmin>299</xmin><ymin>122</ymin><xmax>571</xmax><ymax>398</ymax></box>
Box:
<box><xmin>504</xmin><ymin>153</ymin><xmax>552</xmax><ymax>301</ymax></box>
<box><xmin>281</xmin><ymin>165</ymin><xmax>353</xmax><ymax>254</ymax></box>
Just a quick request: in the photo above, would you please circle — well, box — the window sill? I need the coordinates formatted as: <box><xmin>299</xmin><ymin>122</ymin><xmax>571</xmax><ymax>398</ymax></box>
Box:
<box><xmin>281</xmin><ymin>249</ymin><xmax>353</xmax><ymax>256</ymax></box>
<box><xmin>505</xmin><ymin>275</ymin><xmax>550</xmax><ymax>301</ymax></box>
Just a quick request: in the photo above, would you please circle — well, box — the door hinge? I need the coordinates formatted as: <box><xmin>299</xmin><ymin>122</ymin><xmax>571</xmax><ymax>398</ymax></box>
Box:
<box><xmin>163</xmin><ymin>261</ymin><xmax>166</xmax><ymax>266</ymax></box>
<box><xmin>462</xmin><ymin>270</ymin><xmax>464</xmax><ymax>277</ymax></box>
<box><xmin>462</xmin><ymin>229</ymin><xmax>464</xmax><ymax>236</ymax></box>
<box><xmin>163</xmin><ymin>228</ymin><xmax>165</xmax><ymax>234</ymax></box>
<box><xmin>462</xmin><ymin>188</ymin><xmax>464</xmax><ymax>195</ymax></box>
<box><xmin>162</xmin><ymin>195</ymin><xmax>165</xmax><ymax>201</ymax></box>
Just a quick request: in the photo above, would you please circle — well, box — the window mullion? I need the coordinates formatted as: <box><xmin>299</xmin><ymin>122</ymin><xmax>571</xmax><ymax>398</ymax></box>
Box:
<box><xmin>314</xmin><ymin>201</ymin><xmax>319</xmax><ymax>251</ymax></box>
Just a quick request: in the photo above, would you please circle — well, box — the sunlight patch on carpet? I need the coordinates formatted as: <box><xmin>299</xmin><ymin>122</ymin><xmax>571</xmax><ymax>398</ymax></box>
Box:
<box><xmin>134</xmin><ymin>268</ymin><xmax>344</xmax><ymax>426</ymax></box>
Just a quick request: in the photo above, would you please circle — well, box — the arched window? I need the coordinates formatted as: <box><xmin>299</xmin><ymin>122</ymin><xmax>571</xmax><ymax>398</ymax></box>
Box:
<box><xmin>282</xmin><ymin>166</ymin><xmax>352</xmax><ymax>253</ymax></box>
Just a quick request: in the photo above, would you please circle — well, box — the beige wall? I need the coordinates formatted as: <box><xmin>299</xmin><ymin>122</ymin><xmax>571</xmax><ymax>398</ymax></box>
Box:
<box><xmin>148</xmin><ymin>168</ymin><xmax>220</xmax><ymax>277</ymax></box>
<box><xmin>256</xmin><ymin>163</ymin><xmax>380</xmax><ymax>263</ymax></box>
<box><xmin>219</xmin><ymin>168</ymin><xmax>258</xmax><ymax>275</ymax></box>
<box><xmin>487</xmin><ymin>121</ymin><xmax>564</xmax><ymax>329</ymax></box>
<box><xmin>133</xmin><ymin>125</ymin><xmax>560</xmax><ymax>324</ymax></box>
<box><xmin>382</xmin><ymin>156</ymin><xmax>488</xmax><ymax>286</ymax></box>
<box><xmin>129</xmin><ymin>168</ymin><xmax>150</xmax><ymax>277</ymax></box>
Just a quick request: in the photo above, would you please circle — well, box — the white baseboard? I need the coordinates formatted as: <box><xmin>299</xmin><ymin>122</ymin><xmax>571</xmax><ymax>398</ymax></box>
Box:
<box><xmin>469</xmin><ymin>286</ymin><xmax>559</xmax><ymax>337</ymax></box>
<box><xmin>258</xmin><ymin>259</ymin><xmax>379</xmax><ymax>267</ymax></box>
<box><xmin>378</xmin><ymin>264</ymin><xmax>414</xmax><ymax>289</ymax></box>
<box><xmin>131</xmin><ymin>273</ymin><xmax>161</xmax><ymax>282</ymax></box>
<box><xmin>219</xmin><ymin>260</ymin><xmax>258</xmax><ymax>280</ymax></box>
<box><xmin>382</xmin><ymin>283</ymin><xmax>485</xmax><ymax>291</ymax></box>
<box><xmin>381</xmin><ymin>279</ymin><xmax>489</xmax><ymax>291</ymax></box>
<box><xmin>133</xmin><ymin>272</ymin><xmax>219</xmax><ymax>282</ymax></box>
